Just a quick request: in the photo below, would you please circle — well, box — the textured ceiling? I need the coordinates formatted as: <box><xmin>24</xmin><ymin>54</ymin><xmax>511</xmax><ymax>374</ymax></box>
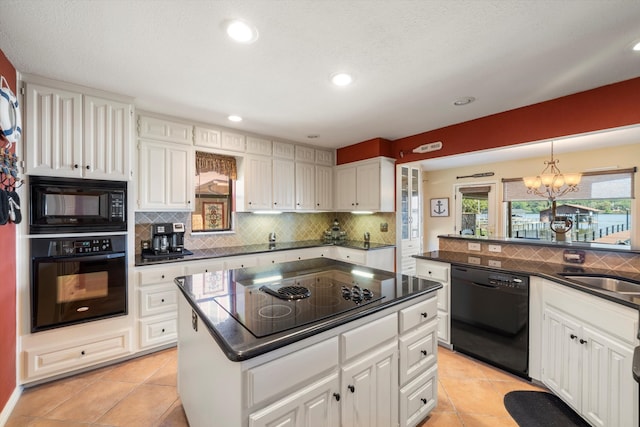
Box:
<box><xmin>1</xmin><ymin>0</ymin><xmax>639</xmax><ymax>150</ymax></box>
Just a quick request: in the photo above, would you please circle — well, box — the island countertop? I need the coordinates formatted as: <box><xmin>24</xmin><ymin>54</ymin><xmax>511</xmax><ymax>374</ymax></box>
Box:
<box><xmin>174</xmin><ymin>257</ymin><xmax>442</xmax><ymax>361</ymax></box>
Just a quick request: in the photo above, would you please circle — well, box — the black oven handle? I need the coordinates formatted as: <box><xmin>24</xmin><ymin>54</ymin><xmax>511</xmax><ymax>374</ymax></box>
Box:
<box><xmin>34</xmin><ymin>252</ymin><xmax>126</xmax><ymax>262</ymax></box>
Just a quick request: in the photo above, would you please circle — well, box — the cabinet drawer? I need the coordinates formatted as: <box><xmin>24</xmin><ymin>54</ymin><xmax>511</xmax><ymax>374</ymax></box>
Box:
<box><xmin>139</xmin><ymin>315</ymin><xmax>177</xmax><ymax>349</ymax></box>
<box><xmin>341</xmin><ymin>313</ymin><xmax>397</xmax><ymax>361</ymax></box>
<box><xmin>415</xmin><ymin>261</ymin><xmax>449</xmax><ymax>283</ymax></box>
<box><xmin>399</xmin><ymin>319</ymin><xmax>438</xmax><ymax>385</ymax></box>
<box><xmin>332</xmin><ymin>247</ymin><xmax>366</xmax><ymax>265</ymax></box>
<box><xmin>246</xmin><ymin>337</ymin><xmax>339</xmax><ymax>407</ymax></box>
<box><xmin>139</xmin><ymin>285</ymin><xmax>177</xmax><ymax>317</ymax></box>
<box><xmin>184</xmin><ymin>261</ymin><xmax>224</xmax><ymax>275</ymax></box>
<box><xmin>399</xmin><ymin>296</ymin><xmax>438</xmax><ymax>333</ymax></box>
<box><xmin>138</xmin><ymin>265</ymin><xmax>184</xmax><ymax>286</ymax></box>
<box><xmin>26</xmin><ymin>329</ymin><xmax>131</xmax><ymax>379</ymax></box>
<box><xmin>400</xmin><ymin>364</ymin><xmax>437</xmax><ymax>427</ymax></box>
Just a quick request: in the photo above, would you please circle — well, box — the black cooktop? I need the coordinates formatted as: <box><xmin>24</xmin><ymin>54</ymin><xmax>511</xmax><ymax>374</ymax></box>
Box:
<box><xmin>211</xmin><ymin>270</ymin><xmax>386</xmax><ymax>338</ymax></box>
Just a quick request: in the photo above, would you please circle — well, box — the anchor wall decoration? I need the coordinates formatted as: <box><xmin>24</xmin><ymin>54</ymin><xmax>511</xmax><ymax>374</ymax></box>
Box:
<box><xmin>430</xmin><ymin>198</ymin><xmax>449</xmax><ymax>217</ymax></box>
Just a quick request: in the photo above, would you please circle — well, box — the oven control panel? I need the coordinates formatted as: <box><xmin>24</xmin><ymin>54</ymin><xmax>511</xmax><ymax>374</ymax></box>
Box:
<box><xmin>49</xmin><ymin>238</ymin><xmax>113</xmax><ymax>256</ymax></box>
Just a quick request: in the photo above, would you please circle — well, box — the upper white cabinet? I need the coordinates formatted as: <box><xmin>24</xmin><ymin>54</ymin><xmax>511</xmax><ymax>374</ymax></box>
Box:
<box><xmin>138</xmin><ymin>115</ymin><xmax>192</xmax><ymax>145</ymax></box>
<box><xmin>24</xmin><ymin>80</ymin><xmax>133</xmax><ymax>180</ymax></box>
<box><xmin>315</xmin><ymin>165</ymin><xmax>334</xmax><ymax>210</ymax></box>
<box><xmin>295</xmin><ymin>162</ymin><xmax>316</xmax><ymax>210</ymax></box>
<box><xmin>221</xmin><ymin>131</ymin><xmax>246</xmax><ymax>152</ymax></box>
<box><xmin>272</xmin><ymin>158</ymin><xmax>295</xmax><ymax>210</ymax></box>
<box><xmin>397</xmin><ymin>165</ymin><xmax>422</xmax><ymax>275</ymax></box>
<box><xmin>273</xmin><ymin>141</ymin><xmax>295</xmax><ymax>159</ymax></box>
<box><xmin>246</xmin><ymin>137</ymin><xmax>272</xmax><ymax>156</ymax></box>
<box><xmin>315</xmin><ymin>149</ymin><xmax>334</xmax><ymax>166</ymax></box>
<box><xmin>194</xmin><ymin>126</ymin><xmax>221</xmax><ymax>149</ymax></box>
<box><xmin>335</xmin><ymin>157</ymin><xmax>395</xmax><ymax>212</ymax></box>
<box><xmin>244</xmin><ymin>156</ymin><xmax>294</xmax><ymax>211</ymax></box>
<box><xmin>137</xmin><ymin>139</ymin><xmax>193</xmax><ymax>210</ymax></box>
<box><xmin>295</xmin><ymin>145</ymin><xmax>315</xmax><ymax>163</ymax></box>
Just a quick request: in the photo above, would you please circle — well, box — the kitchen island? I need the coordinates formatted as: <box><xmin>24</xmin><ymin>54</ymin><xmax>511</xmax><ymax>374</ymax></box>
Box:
<box><xmin>175</xmin><ymin>258</ymin><xmax>442</xmax><ymax>427</ymax></box>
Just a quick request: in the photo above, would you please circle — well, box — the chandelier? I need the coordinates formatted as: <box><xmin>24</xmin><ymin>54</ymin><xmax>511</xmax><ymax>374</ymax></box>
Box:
<box><xmin>523</xmin><ymin>141</ymin><xmax>582</xmax><ymax>234</ymax></box>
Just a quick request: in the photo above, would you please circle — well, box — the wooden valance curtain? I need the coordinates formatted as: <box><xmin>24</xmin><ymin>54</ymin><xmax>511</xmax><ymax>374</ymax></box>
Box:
<box><xmin>195</xmin><ymin>151</ymin><xmax>237</xmax><ymax>179</ymax></box>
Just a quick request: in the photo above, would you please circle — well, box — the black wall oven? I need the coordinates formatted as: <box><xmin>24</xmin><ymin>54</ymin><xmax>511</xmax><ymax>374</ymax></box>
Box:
<box><xmin>31</xmin><ymin>235</ymin><xmax>127</xmax><ymax>332</ymax></box>
<box><xmin>451</xmin><ymin>265</ymin><xmax>530</xmax><ymax>379</ymax></box>
<box><xmin>29</xmin><ymin>175</ymin><xmax>126</xmax><ymax>234</ymax></box>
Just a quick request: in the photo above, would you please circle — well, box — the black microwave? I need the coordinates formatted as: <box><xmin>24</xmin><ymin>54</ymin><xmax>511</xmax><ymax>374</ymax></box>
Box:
<box><xmin>29</xmin><ymin>176</ymin><xmax>127</xmax><ymax>234</ymax></box>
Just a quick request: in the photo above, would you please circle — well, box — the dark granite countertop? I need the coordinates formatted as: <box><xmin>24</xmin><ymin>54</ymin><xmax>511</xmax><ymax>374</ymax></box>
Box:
<box><xmin>175</xmin><ymin>257</ymin><xmax>441</xmax><ymax>361</ymax></box>
<box><xmin>135</xmin><ymin>239</ymin><xmax>394</xmax><ymax>266</ymax></box>
<box><xmin>414</xmin><ymin>250</ymin><xmax>640</xmax><ymax>309</ymax></box>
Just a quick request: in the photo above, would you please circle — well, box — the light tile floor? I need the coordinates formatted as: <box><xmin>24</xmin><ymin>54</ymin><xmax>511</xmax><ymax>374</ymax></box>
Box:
<box><xmin>6</xmin><ymin>345</ymin><xmax>544</xmax><ymax>426</ymax></box>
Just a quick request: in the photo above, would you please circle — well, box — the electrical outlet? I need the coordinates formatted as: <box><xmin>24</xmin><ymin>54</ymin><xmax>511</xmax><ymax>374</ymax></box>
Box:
<box><xmin>468</xmin><ymin>242</ymin><xmax>481</xmax><ymax>251</ymax></box>
<box><xmin>488</xmin><ymin>244</ymin><xmax>502</xmax><ymax>253</ymax></box>
<box><xmin>488</xmin><ymin>259</ymin><xmax>502</xmax><ymax>268</ymax></box>
<box><xmin>380</xmin><ymin>222</ymin><xmax>388</xmax><ymax>232</ymax></box>
<box><xmin>468</xmin><ymin>256</ymin><xmax>481</xmax><ymax>265</ymax></box>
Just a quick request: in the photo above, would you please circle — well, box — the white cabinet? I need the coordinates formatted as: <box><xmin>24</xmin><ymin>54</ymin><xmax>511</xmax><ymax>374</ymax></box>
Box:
<box><xmin>315</xmin><ymin>149</ymin><xmax>333</xmax><ymax>166</ymax></box>
<box><xmin>138</xmin><ymin>114</ymin><xmax>192</xmax><ymax>145</ymax></box>
<box><xmin>244</xmin><ymin>155</ymin><xmax>273</xmax><ymax>210</ymax></box>
<box><xmin>194</xmin><ymin>126</ymin><xmax>221</xmax><ymax>149</ymax></box>
<box><xmin>330</xmin><ymin>246</ymin><xmax>395</xmax><ymax>272</ymax></box>
<box><xmin>221</xmin><ymin>131</ymin><xmax>246</xmax><ymax>152</ymax></box>
<box><xmin>273</xmin><ymin>141</ymin><xmax>295</xmax><ymax>159</ymax></box>
<box><xmin>272</xmin><ymin>158</ymin><xmax>295</xmax><ymax>210</ymax></box>
<box><xmin>315</xmin><ymin>165</ymin><xmax>333</xmax><ymax>210</ymax></box>
<box><xmin>136</xmin><ymin>264</ymin><xmax>184</xmax><ymax>350</ymax></box>
<box><xmin>137</xmin><ymin>139</ymin><xmax>193</xmax><ymax>210</ymax></box>
<box><xmin>295</xmin><ymin>145</ymin><xmax>315</xmax><ymax>163</ymax></box>
<box><xmin>25</xmin><ymin>81</ymin><xmax>132</xmax><ymax>180</ymax></box>
<box><xmin>397</xmin><ymin>165</ymin><xmax>422</xmax><ymax>275</ymax></box>
<box><xmin>341</xmin><ymin>342</ymin><xmax>398</xmax><ymax>427</ymax></box>
<box><xmin>415</xmin><ymin>260</ymin><xmax>450</xmax><ymax>345</ymax></box>
<box><xmin>249</xmin><ymin>373</ymin><xmax>340</xmax><ymax>427</ymax></box>
<box><xmin>540</xmin><ymin>281</ymin><xmax>638</xmax><ymax>427</ymax></box>
<box><xmin>295</xmin><ymin>162</ymin><xmax>316</xmax><ymax>210</ymax></box>
<box><xmin>335</xmin><ymin>157</ymin><xmax>395</xmax><ymax>212</ymax></box>
<box><xmin>246</xmin><ymin>137</ymin><xmax>272</xmax><ymax>156</ymax></box>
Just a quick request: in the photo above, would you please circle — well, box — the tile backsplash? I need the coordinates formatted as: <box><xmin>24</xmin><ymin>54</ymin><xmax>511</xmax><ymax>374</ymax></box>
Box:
<box><xmin>439</xmin><ymin>238</ymin><xmax>640</xmax><ymax>274</ymax></box>
<box><xmin>135</xmin><ymin>211</ymin><xmax>396</xmax><ymax>254</ymax></box>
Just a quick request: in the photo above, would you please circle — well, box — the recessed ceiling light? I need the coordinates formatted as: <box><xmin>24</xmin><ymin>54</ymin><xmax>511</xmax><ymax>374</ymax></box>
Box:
<box><xmin>633</xmin><ymin>41</ymin><xmax>640</xmax><ymax>51</ymax></box>
<box><xmin>228</xmin><ymin>115</ymin><xmax>243</xmax><ymax>122</ymax></box>
<box><xmin>453</xmin><ymin>96</ymin><xmax>476</xmax><ymax>106</ymax></box>
<box><xmin>225</xmin><ymin>19</ymin><xmax>258</xmax><ymax>44</ymax></box>
<box><xmin>330</xmin><ymin>72</ymin><xmax>354</xmax><ymax>87</ymax></box>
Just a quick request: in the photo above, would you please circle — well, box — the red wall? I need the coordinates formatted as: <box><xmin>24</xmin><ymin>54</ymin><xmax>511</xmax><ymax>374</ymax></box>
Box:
<box><xmin>0</xmin><ymin>49</ymin><xmax>17</xmax><ymax>412</ymax></box>
<box><xmin>337</xmin><ymin>77</ymin><xmax>640</xmax><ymax>164</ymax></box>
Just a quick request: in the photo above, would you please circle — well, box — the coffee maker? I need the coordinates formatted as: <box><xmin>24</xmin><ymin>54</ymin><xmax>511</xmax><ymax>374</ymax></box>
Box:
<box><xmin>151</xmin><ymin>223</ymin><xmax>185</xmax><ymax>255</ymax></box>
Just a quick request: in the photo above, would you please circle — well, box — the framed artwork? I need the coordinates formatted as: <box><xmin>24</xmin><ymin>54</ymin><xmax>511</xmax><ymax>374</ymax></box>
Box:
<box><xmin>203</xmin><ymin>201</ymin><xmax>227</xmax><ymax>229</ymax></box>
<box><xmin>430</xmin><ymin>198</ymin><xmax>449</xmax><ymax>217</ymax></box>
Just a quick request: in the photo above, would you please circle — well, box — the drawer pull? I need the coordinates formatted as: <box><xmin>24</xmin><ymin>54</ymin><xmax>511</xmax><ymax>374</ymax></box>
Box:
<box><xmin>80</xmin><ymin>350</ymin><xmax>86</xmax><ymax>356</ymax></box>
<box><xmin>570</xmin><ymin>334</ymin><xmax>577</xmax><ymax>340</ymax></box>
<box><xmin>421</xmin><ymin>350</ymin><xmax>427</xmax><ymax>356</ymax></box>
<box><xmin>333</xmin><ymin>393</ymin><xmax>341</xmax><ymax>402</ymax></box>
<box><xmin>421</xmin><ymin>312</ymin><xmax>428</xmax><ymax>318</ymax></box>
<box><xmin>421</xmin><ymin>398</ymin><xmax>427</xmax><ymax>405</ymax></box>
<box><xmin>580</xmin><ymin>339</ymin><xmax>588</xmax><ymax>345</ymax></box>
<box><xmin>161</xmin><ymin>274</ymin><xmax>165</xmax><ymax>279</ymax></box>
<box><xmin>161</xmin><ymin>298</ymin><xmax>165</xmax><ymax>303</ymax></box>
<box><xmin>161</xmin><ymin>328</ymin><xmax>165</xmax><ymax>333</ymax></box>
<box><xmin>348</xmin><ymin>385</ymin><xmax>355</xmax><ymax>393</ymax></box>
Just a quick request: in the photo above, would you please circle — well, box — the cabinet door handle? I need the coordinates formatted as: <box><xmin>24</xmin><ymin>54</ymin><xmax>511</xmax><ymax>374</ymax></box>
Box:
<box><xmin>421</xmin><ymin>350</ymin><xmax>427</xmax><ymax>356</ymax></box>
<box><xmin>570</xmin><ymin>334</ymin><xmax>577</xmax><ymax>340</ymax></box>
<box><xmin>348</xmin><ymin>385</ymin><xmax>355</xmax><ymax>393</ymax></box>
<box><xmin>333</xmin><ymin>393</ymin><xmax>341</xmax><ymax>402</ymax></box>
<box><xmin>85</xmin><ymin>165</ymin><xmax>90</xmax><ymax>170</ymax></box>
<box><xmin>421</xmin><ymin>312</ymin><xmax>428</xmax><ymax>318</ymax></box>
<box><xmin>81</xmin><ymin>350</ymin><xmax>86</xmax><ymax>356</ymax></box>
<box><xmin>580</xmin><ymin>339</ymin><xmax>588</xmax><ymax>344</ymax></box>
<box><xmin>161</xmin><ymin>298</ymin><xmax>165</xmax><ymax>303</ymax></box>
<box><xmin>74</xmin><ymin>164</ymin><xmax>79</xmax><ymax>169</ymax></box>
<box><xmin>421</xmin><ymin>398</ymin><xmax>427</xmax><ymax>405</ymax></box>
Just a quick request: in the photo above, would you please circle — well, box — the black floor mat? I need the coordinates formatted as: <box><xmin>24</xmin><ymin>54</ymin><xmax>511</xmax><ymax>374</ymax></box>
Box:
<box><xmin>504</xmin><ymin>391</ymin><xmax>591</xmax><ymax>427</ymax></box>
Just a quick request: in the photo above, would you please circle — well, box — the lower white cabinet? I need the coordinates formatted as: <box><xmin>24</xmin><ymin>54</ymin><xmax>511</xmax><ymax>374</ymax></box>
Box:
<box><xmin>341</xmin><ymin>342</ymin><xmax>398</xmax><ymax>427</ymax></box>
<box><xmin>415</xmin><ymin>259</ymin><xmax>450</xmax><ymax>345</ymax></box>
<box><xmin>330</xmin><ymin>246</ymin><xmax>395</xmax><ymax>272</ymax></box>
<box><xmin>540</xmin><ymin>280</ymin><xmax>638</xmax><ymax>427</ymax></box>
<box><xmin>399</xmin><ymin>364</ymin><xmax>437</xmax><ymax>427</ymax></box>
<box><xmin>249</xmin><ymin>373</ymin><xmax>340</xmax><ymax>427</ymax></box>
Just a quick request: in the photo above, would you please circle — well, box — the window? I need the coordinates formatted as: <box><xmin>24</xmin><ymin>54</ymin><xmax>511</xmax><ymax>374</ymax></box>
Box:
<box><xmin>454</xmin><ymin>184</ymin><xmax>497</xmax><ymax>237</ymax></box>
<box><xmin>503</xmin><ymin>168</ymin><xmax>635</xmax><ymax>245</ymax></box>
<box><xmin>192</xmin><ymin>152</ymin><xmax>237</xmax><ymax>232</ymax></box>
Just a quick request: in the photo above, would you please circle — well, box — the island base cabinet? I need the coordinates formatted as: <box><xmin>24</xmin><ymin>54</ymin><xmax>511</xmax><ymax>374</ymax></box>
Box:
<box><xmin>341</xmin><ymin>342</ymin><xmax>399</xmax><ymax>427</ymax></box>
<box><xmin>249</xmin><ymin>373</ymin><xmax>340</xmax><ymax>427</ymax></box>
<box><xmin>399</xmin><ymin>364</ymin><xmax>437</xmax><ymax>427</ymax></box>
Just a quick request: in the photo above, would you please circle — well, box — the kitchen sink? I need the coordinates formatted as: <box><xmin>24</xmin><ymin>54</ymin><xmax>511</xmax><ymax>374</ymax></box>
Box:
<box><xmin>560</xmin><ymin>274</ymin><xmax>640</xmax><ymax>295</ymax></box>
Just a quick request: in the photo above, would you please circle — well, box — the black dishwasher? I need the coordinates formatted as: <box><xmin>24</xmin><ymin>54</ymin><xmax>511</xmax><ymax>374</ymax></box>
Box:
<box><xmin>451</xmin><ymin>265</ymin><xmax>530</xmax><ymax>379</ymax></box>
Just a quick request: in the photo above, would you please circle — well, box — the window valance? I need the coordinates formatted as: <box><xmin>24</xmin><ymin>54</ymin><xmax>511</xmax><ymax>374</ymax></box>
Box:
<box><xmin>195</xmin><ymin>151</ymin><xmax>237</xmax><ymax>179</ymax></box>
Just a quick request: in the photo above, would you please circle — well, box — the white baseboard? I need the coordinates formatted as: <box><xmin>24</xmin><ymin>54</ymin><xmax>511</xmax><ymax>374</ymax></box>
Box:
<box><xmin>0</xmin><ymin>386</ymin><xmax>22</xmax><ymax>427</ymax></box>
